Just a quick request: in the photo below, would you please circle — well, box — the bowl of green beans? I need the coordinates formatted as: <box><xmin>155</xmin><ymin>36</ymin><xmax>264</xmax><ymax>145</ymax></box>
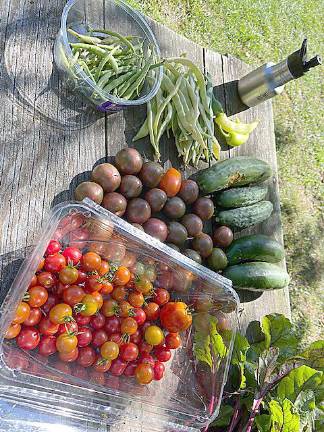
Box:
<box><xmin>54</xmin><ymin>0</ymin><xmax>163</xmax><ymax>112</ymax></box>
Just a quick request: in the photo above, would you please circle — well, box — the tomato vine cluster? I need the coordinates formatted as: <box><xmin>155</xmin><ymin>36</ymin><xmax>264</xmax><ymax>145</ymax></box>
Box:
<box><xmin>5</xmin><ymin>240</ymin><xmax>192</xmax><ymax>385</ymax></box>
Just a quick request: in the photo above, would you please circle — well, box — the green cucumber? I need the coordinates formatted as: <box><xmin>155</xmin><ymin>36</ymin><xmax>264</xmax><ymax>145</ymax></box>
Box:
<box><xmin>223</xmin><ymin>262</ymin><xmax>290</xmax><ymax>291</ymax></box>
<box><xmin>215</xmin><ymin>201</ymin><xmax>273</xmax><ymax>229</ymax></box>
<box><xmin>226</xmin><ymin>234</ymin><xmax>285</xmax><ymax>265</ymax></box>
<box><xmin>194</xmin><ymin>156</ymin><xmax>272</xmax><ymax>194</ymax></box>
<box><xmin>215</xmin><ymin>184</ymin><xmax>268</xmax><ymax>208</ymax></box>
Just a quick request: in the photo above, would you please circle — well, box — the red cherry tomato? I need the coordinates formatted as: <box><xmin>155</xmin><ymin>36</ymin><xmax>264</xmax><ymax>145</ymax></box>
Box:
<box><xmin>55</xmin><ymin>282</ymin><xmax>70</xmax><ymax>297</ymax></box>
<box><xmin>110</xmin><ymin>358</ymin><xmax>127</xmax><ymax>376</ymax></box>
<box><xmin>135</xmin><ymin>363</ymin><xmax>154</xmax><ymax>385</ymax></box>
<box><xmin>56</xmin><ymin>333</ymin><xmax>78</xmax><ymax>353</ymax></box>
<box><xmin>109</xmin><ymin>333</ymin><xmax>123</xmax><ymax>346</ymax></box>
<box><xmin>114</xmin><ymin>266</ymin><xmax>131</xmax><ymax>286</ymax></box>
<box><xmin>75</xmin><ymin>314</ymin><xmax>91</xmax><ymax>326</ymax></box>
<box><xmin>132</xmin><ymin>308</ymin><xmax>146</xmax><ymax>326</ymax></box>
<box><xmin>27</xmin><ymin>286</ymin><xmax>48</xmax><ymax>308</ymax></box>
<box><xmin>128</xmin><ymin>291</ymin><xmax>144</xmax><ymax>308</ymax></box>
<box><xmin>165</xmin><ymin>332</ymin><xmax>181</xmax><ymax>349</ymax></box>
<box><xmin>91</xmin><ymin>291</ymin><xmax>103</xmax><ymax>310</ymax></box>
<box><xmin>154</xmin><ymin>346</ymin><xmax>171</xmax><ymax>362</ymax></box>
<box><xmin>77</xmin><ymin>346</ymin><xmax>96</xmax><ymax>367</ymax></box>
<box><xmin>5</xmin><ymin>323</ymin><xmax>21</xmax><ymax>339</ymax></box>
<box><xmin>139</xmin><ymin>353</ymin><xmax>155</xmax><ymax>367</ymax></box>
<box><xmin>90</xmin><ymin>312</ymin><xmax>105</xmax><ymax>330</ymax></box>
<box><xmin>160</xmin><ymin>301</ymin><xmax>192</xmax><ymax>333</ymax></box>
<box><xmin>63</xmin><ymin>285</ymin><xmax>85</xmax><ymax>307</ymax></box>
<box><xmin>93</xmin><ymin>357</ymin><xmax>111</xmax><ymax>373</ymax></box>
<box><xmin>111</xmin><ymin>286</ymin><xmax>127</xmax><ymax>302</ymax></box>
<box><xmin>120</xmin><ymin>317</ymin><xmax>138</xmax><ymax>336</ymax></box>
<box><xmin>44</xmin><ymin>253</ymin><xmax>66</xmax><ymax>273</ymax></box>
<box><xmin>153</xmin><ymin>288</ymin><xmax>170</xmax><ymax>306</ymax></box>
<box><xmin>37</xmin><ymin>259</ymin><xmax>45</xmax><ymax>272</ymax></box>
<box><xmin>17</xmin><ymin>327</ymin><xmax>40</xmax><ymax>350</ymax></box>
<box><xmin>159</xmin><ymin>168</ymin><xmax>182</xmax><ymax>197</ymax></box>
<box><xmin>29</xmin><ymin>275</ymin><xmax>38</xmax><ymax>288</ymax></box>
<box><xmin>153</xmin><ymin>361</ymin><xmax>165</xmax><ymax>381</ymax></box>
<box><xmin>39</xmin><ymin>317</ymin><xmax>59</xmax><ymax>335</ymax></box>
<box><xmin>139</xmin><ymin>341</ymin><xmax>153</xmax><ymax>355</ymax></box>
<box><xmin>57</xmin><ymin>320</ymin><xmax>78</xmax><ymax>335</ymax></box>
<box><xmin>76</xmin><ymin>270</ymin><xmax>87</xmax><ymax>284</ymax></box>
<box><xmin>143</xmin><ymin>302</ymin><xmax>160</xmax><ymax>321</ymax></box>
<box><xmin>45</xmin><ymin>240</ymin><xmax>61</xmax><ymax>256</ymax></box>
<box><xmin>59</xmin><ymin>266</ymin><xmax>78</xmax><ymax>285</ymax></box>
<box><xmin>81</xmin><ymin>252</ymin><xmax>101</xmax><ymax>272</ymax></box>
<box><xmin>102</xmin><ymin>299</ymin><xmax>119</xmax><ymax>317</ymax></box>
<box><xmin>130</xmin><ymin>329</ymin><xmax>142</xmax><ymax>344</ymax></box>
<box><xmin>100</xmin><ymin>280</ymin><xmax>113</xmax><ymax>295</ymax></box>
<box><xmin>23</xmin><ymin>307</ymin><xmax>42</xmax><ymax>326</ymax></box>
<box><xmin>92</xmin><ymin>329</ymin><xmax>109</xmax><ymax>347</ymax></box>
<box><xmin>49</xmin><ymin>303</ymin><xmax>73</xmax><ymax>324</ymax></box>
<box><xmin>38</xmin><ymin>335</ymin><xmax>57</xmax><ymax>356</ymax></box>
<box><xmin>119</xmin><ymin>342</ymin><xmax>139</xmax><ymax>362</ymax></box>
<box><xmin>13</xmin><ymin>302</ymin><xmax>30</xmax><ymax>324</ymax></box>
<box><xmin>62</xmin><ymin>247</ymin><xmax>82</xmax><ymax>265</ymax></box>
<box><xmin>37</xmin><ymin>272</ymin><xmax>56</xmax><ymax>288</ymax></box>
<box><xmin>104</xmin><ymin>316</ymin><xmax>121</xmax><ymax>334</ymax></box>
<box><xmin>85</xmin><ymin>275</ymin><xmax>103</xmax><ymax>293</ymax></box>
<box><xmin>42</xmin><ymin>294</ymin><xmax>59</xmax><ymax>315</ymax></box>
<box><xmin>77</xmin><ymin>326</ymin><xmax>93</xmax><ymax>347</ymax></box>
<box><xmin>59</xmin><ymin>347</ymin><xmax>79</xmax><ymax>362</ymax></box>
<box><xmin>123</xmin><ymin>361</ymin><xmax>138</xmax><ymax>377</ymax></box>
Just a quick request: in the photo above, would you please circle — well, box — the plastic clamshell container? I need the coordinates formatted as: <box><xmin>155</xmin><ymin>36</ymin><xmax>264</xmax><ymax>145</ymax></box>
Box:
<box><xmin>54</xmin><ymin>0</ymin><xmax>163</xmax><ymax>113</ymax></box>
<box><xmin>0</xmin><ymin>199</ymin><xmax>239</xmax><ymax>431</ymax></box>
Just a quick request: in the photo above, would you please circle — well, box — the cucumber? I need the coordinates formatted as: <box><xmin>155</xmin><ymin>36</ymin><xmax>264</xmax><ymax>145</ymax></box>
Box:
<box><xmin>215</xmin><ymin>201</ymin><xmax>273</xmax><ymax>229</ymax></box>
<box><xmin>195</xmin><ymin>156</ymin><xmax>272</xmax><ymax>194</ymax></box>
<box><xmin>226</xmin><ymin>234</ymin><xmax>285</xmax><ymax>265</ymax></box>
<box><xmin>223</xmin><ymin>262</ymin><xmax>290</xmax><ymax>291</ymax></box>
<box><xmin>215</xmin><ymin>184</ymin><xmax>268</xmax><ymax>208</ymax></box>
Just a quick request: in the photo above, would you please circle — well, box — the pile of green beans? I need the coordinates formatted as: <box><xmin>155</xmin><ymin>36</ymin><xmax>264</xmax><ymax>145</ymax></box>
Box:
<box><xmin>68</xmin><ymin>28</ymin><xmax>158</xmax><ymax>100</ymax></box>
<box><xmin>133</xmin><ymin>57</ymin><xmax>221</xmax><ymax>167</ymax></box>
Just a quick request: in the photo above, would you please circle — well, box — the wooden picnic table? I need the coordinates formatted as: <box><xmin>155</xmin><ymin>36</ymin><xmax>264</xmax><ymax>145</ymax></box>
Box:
<box><xmin>0</xmin><ymin>1</ymin><xmax>290</xmax><ymax>431</ymax></box>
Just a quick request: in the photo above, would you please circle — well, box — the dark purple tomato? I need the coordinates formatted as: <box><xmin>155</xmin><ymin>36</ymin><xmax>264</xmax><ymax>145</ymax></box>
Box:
<box><xmin>181</xmin><ymin>214</ymin><xmax>203</xmax><ymax>237</ymax></box>
<box><xmin>143</xmin><ymin>218</ymin><xmax>168</xmax><ymax>242</ymax></box>
<box><xmin>166</xmin><ymin>222</ymin><xmax>188</xmax><ymax>246</ymax></box>
<box><xmin>163</xmin><ymin>197</ymin><xmax>186</xmax><ymax>220</ymax></box>
<box><xmin>166</xmin><ymin>243</ymin><xmax>180</xmax><ymax>252</ymax></box>
<box><xmin>102</xmin><ymin>192</ymin><xmax>127</xmax><ymax>217</ymax></box>
<box><xmin>126</xmin><ymin>198</ymin><xmax>151</xmax><ymax>224</ymax></box>
<box><xmin>192</xmin><ymin>233</ymin><xmax>213</xmax><ymax>258</ymax></box>
<box><xmin>213</xmin><ymin>226</ymin><xmax>234</xmax><ymax>248</ymax></box>
<box><xmin>178</xmin><ymin>180</ymin><xmax>199</xmax><ymax>204</ymax></box>
<box><xmin>74</xmin><ymin>182</ymin><xmax>104</xmax><ymax>204</ymax></box>
<box><xmin>139</xmin><ymin>162</ymin><xmax>164</xmax><ymax>188</ymax></box>
<box><xmin>115</xmin><ymin>148</ymin><xmax>143</xmax><ymax>175</ymax></box>
<box><xmin>145</xmin><ymin>188</ymin><xmax>167</xmax><ymax>213</ymax></box>
<box><xmin>91</xmin><ymin>163</ymin><xmax>121</xmax><ymax>192</ymax></box>
<box><xmin>193</xmin><ymin>197</ymin><xmax>214</xmax><ymax>221</ymax></box>
<box><xmin>183</xmin><ymin>249</ymin><xmax>202</xmax><ymax>264</ymax></box>
<box><xmin>119</xmin><ymin>175</ymin><xmax>143</xmax><ymax>199</ymax></box>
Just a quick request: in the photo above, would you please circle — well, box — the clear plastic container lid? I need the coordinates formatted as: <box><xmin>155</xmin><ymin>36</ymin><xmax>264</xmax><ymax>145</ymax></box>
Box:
<box><xmin>0</xmin><ymin>199</ymin><xmax>239</xmax><ymax>431</ymax></box>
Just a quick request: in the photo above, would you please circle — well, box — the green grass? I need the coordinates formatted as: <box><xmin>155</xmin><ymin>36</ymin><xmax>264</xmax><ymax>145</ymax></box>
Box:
<box><xmin>128</xmin><ymin>0</ymin><xmax>324</xmax><ymax>345</ymax></box>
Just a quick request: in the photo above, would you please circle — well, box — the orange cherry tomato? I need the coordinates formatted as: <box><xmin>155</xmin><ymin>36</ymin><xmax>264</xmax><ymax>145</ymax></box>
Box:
<box><xmin>134</xmin><ymin>276</ymin><xmax>153</xmax><ymax>295</ymax></box>
<box><xmin>119</xmin><ymin>300</ymin><xmax>133</xmax><ymax>318</ymax></box>
<box><xmin>49</xmin><ymin>303</ymin><xmax>73</xmax><ymax>324</ymax></box>
<box><xmin>160</xmin><ymin>301</ymin><xmax>192</xmax><ymax>333</ymax></box>
<box><xmin>165</xmin><ymin>332</ymin><xmax>181</xmax><ymax>349</ymax></box>
<box><xmin>56</xmin><ymin>333</ymin><xmax>78</xmax><ymax>353</ymax></box>
<box><xmin>5</xmin><ymin>323</ymin><xmax>21</xmax><ymax>339</ymax></box>
<box><xmin>91</xmin><ymin>291</ymin><xmax>103</xmax><ymax>309</ymax></box>
<box><xmin>135</xmin><ymin>363</ymin><xmax>154</xmax><ymax>385</ymax></box>
<box><xmin>121</xmin><ymin>317</ymin><xmax>138</xmax><ymax>335</ymax></box>
<box><xmin>100</xmin><ymin>280</ymin><xmax>113</xmax><ymax>295</ymax></box>
<box><xmin>128</xmin><ymin>291</ymin><xmax>144</xmax><ymax>308</ymax></box>
<box><xmin>78</xmin><ymin>294</ymin><xmax>98</xmax><ymax>317</ymax></box>
<box><xmin>100</xmin><ymin>341</ymin><xmax>119</xmax><ymax>360</ymax></box>
<box><xmin>111</xmin><ymin>286</ymin><xmax>127</xmax><ymax>301</ymax></box>
<box><xmin>159</xmin><ymin>168</ymin><xmax>182</xmax><ymax>197</ymax></box>
<box><xmin>27</xmin><ymin>286</ymin><xmax>48</xmax><ymax>308</ymax></box>
<box><xmin>98</xmin><ymin>260</ymin><xmax>110</xmax><ymax>276</ymax></box>
<box><xmin>114</xmin><ymin>266</ymin><xmax>131</xmax><ymax>286</ymax></box>
<box><xmin>81</xmin><ymin>252</ymin><xmax>102</xmax><ymax>272</ymax></box>
<box><xmin>101</xmin><ymin>299</ymin><xmax>119</xmax><ymax>317</ymax></box>
<box><xmin>13</xmin><ymin>302</ymin><xmax>30</xmax><ymax>324</ymax></box>
<box><xmin>37</xmin><ymin>259</ymin><xmax>45</xmax><ymax>272</ymax></box>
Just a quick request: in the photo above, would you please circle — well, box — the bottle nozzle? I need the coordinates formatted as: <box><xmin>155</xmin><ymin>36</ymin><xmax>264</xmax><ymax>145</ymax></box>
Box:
<box><xmin>304</xmin><ymin>55</ymin><xmax>322</xmax><ymax>71</ymax></box>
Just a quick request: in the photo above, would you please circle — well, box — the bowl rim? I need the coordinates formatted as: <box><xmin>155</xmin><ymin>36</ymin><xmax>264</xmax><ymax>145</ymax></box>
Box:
<box><xmin>60</xmin><ymin>0</ymin><xmax>163</xmax><ymax>106</ymax></box>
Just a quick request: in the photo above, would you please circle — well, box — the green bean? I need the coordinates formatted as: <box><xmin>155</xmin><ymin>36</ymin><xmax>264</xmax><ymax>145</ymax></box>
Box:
<box><xmin>91</xmin><ymin>28</ymin><xmax>135</xmax><ymax>52</ymax></box>
<box><xmin>122</xmin><ymin>55</ymin><xmax>153</xmax><ymax>99</ymax></box>
<box><xmin>156</xmin><ymin>102</ymin><xmax>173</xmax><ymax>145</ymax></box>
<box><xmin>68</xmin><ymin>29</ymin><xmax>102</xmax><ymax>45</ymax></box>
<box><xmin>103</xmin><ymin>70</ymin><xmax>136</xmax><ymax>93</ymax></box>
<box><xmin>78</xmin><ymin>60</ymin><xmax>95</xmax><ymax>82</ymax></box>
<box><xmin>133</xmin><ymin>118</ymin><xmax>149</xmax><ymax>141</ymax></box>
<box><xmin>147</xmin><ymin>100</ymin><xmax>159</xmax><ymax>159</ymax></box>
<box><xmin>70</xmin><ymin>43</ymin><xmax>107</xmax><ymax>57</ymax></box>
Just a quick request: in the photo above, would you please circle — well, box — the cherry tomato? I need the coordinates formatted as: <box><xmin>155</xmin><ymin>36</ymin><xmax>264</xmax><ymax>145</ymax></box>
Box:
<box><xmin>55</xmin><ymin>282</ymin><xmax>70</xmax><ymax>297</ymax></box>
<box><xmin>69</xmin><ymin>227</ymin><xmax>89</xmax><ymax>249</ymax></box>
<box><xmin>39</xmin><ymin>317</ymin><xmax>59</xmax><ymax>335</ymax></box>
<box><xmin>141</xmin><ymin>322</ymin><xmax>151</xmax><ymax>334</ymax></box>
<box><xmin>77</xmin><ymin>346</ymin><xmax>96</xmax><ymax>367</ymax></box>
<box><xmin>59</xmin><ymin>347</ymin><xmax>79</xmax><ymax>362</ymax></box>
<box><xmin>81</xmin><ymin>252</ymin><xmax>101</xmax><ymax>272</ymax></box>
<box><xmin>49</xmin><ymin>303</ymin><xmax>73</xmax><ymax>324</ymax></box>
<box><xmin>56</xmin><ymin>333</ymin><xmax>78</xmax><ymax>353</ymax></box>
<box><xmin>153</xmin><ymin>288</ymin><xmax>170</xmax><ymax>306</ymax></box>
<box><xmin>17</xmin><ymin>327</ymin><xmax>40</xmax><ymax>350</ymax></box>
<box><xmin>159</xmin><ymin>168</ymin><xmax>182</xmax><ymax>197</ymax></box>
<box><xmin>109</xmin><ymin>333</ymin><xmax>123</xmax><ymax>346</ymax></box>
<box><xmin>104</xmin><ymin>316</ymin><xmax>121</xmax><ymax>334</ymax></box>
<box><xmin>110</xmin><ymin>358</ymin><xmax>127</xmax><ymax>376</ymax></box>
<box><xmin>54</xmin><ymin>360</ymin><xmax>71</xmax><ymax>375</ymax></box>
<box><xmin>153</xmin><ymin>361</ymin><xmax>165</xmax><ymax>381</ymax></box>
<box><xmin>132</xmin><ymin>308</ymin><xmax>146</xmax><ymax>326</ymax></box>
<box><xmin>91</xmin><ymin>291</ymin><xmax>103</xmax><ymax>309</ymax></box>
<box><xmin>145</xmin><ymin>325</ymin><xmax>164</xmax><ymax>346</ymax></box>
<box><xmin>98</xmin><ymin>260</ymin><xmax>110</xmax><ymax>276</ymax></box>
<box><xmin>100</xmin><ymin>341</ymin><xmax>119</xmax><ymax>360</ymax></box>
<box><xmin>59</xmin><ymin>266</ymin><xmax>78</xmax><ymax>285</ymax></box>
<box><xmin>5</xmin><ymin>323</ymin><xmax>21</xmax><ymax>339</ymax></box>
<box><xmin>130</xmin><ymin>329</ymin><xmax>142</xmax><ymax>344</ymax></box>
<box><xmin>123</xmin><ymin>361</ymin><xmax>138</xmax><ymax>377</ymax></box>
<box><xmin>38</xmin><ymin>335</ymin><xmax>57</xmax><ymax>356</ymax></box>
<box><xmin>134</xmin><ymin>276</ymin><xmax>153</xmax><ymax>295</ymax></box>
<box><xmin>93</xmin><ymin>357</ymin><xmax>111</xmax><ymax>373</ymax></box>
<box><xmin>62</xmin><ymin>247</ymin><xmax>82</xmax><ymax>265</ymax></box>
<box><xmin>27</xmin><ymin>286</ymin><xmax>48</xmax><ymax>308</ymax></box>
<box><xmin>37</xmin><ymin>259</ymin><xmax>45</xmax><ymax>272</ymax></box>
<box><xmin>85</xmin><ymin>275</ymin><xmax>103</xmax><ymax>293</ymax></box>
<box><xmin>13</xmin><ymin>302</ymin><xmax>30</xmax><ymax>324</ymax></box>
<box><xmin>120</xmin><ymin>317</ymin><xmax>138</xmax><ymax>336</ymax></box>
<box><xmin>57</xmin><ymin>320</ymin><xmax>78</xmax><ymax>335</ymax></box>
<box><xmin>75</xmin><ymin>314</ymin><xmax>91</xmax><ymax>326</ymax></box>
<box><xmin>111</xmin><ymin>286</ymin><xmax>127</xmax><ymax>302</ymax></box>
<box><xmin>42</xmin><ymin>294</ymin><xmax>59</xmax><ymax>315</ymax></box>
<box><xmin>44</xmin><ymin>253</ymin><xmax>66</xmax><ymax>273</ymax></box>
<box><xmin>139</xmin><ymin>341</ymin><xmax>153</xmax><ymax>355</ymax></box>
<box><xmin>100</xmin><ymin>280</ymin><xmax>113</xmax><ymax>295</ymax></box>
<box><xmin>76</xmin><ymin>270</ymin><xmax>87</xmax><ymax>284</ymax></box>
<box><xmin>23</xmin><ymin>307</ymin><xmax>42</xmax><ymax>326</ymax></box>
<box><xmin>155</xmin><ymin>346</ymin><xmax>171</xmax><ymax>362</ymax></box>
<box><xmin>114</xmin><ymin>266</ymin><xmax>131</xmax><ymax>286</ymax></box>
<box><xmin>125</xmin><ymin>273</ymin><xmax>135</xmax><ymax>289</ymax></box>
<box><xmin>29</xmin><ymin>275</ymin><xmax>38</xmax><ymax>288</ymax></box>
<box><xmin>102</xmin><ymin>299</ymin><xmax>119</xmax><ymax>317</ymax></box>
<box><xmin>145</xmin><ymin>265</ymin><xmax>157</xmax><ymax>282</ymax></box>
<box><xmin>77</xmin><ymin>326</ymin><xmax>93</xmax><ymax>347</ymax></box>
<box><xmin>139</xmin><ymin>353</ymin><xmax>155</xmax><ymax>367</ymax></box>
<box><xmin>37</xmin><ymin>272</ymin><xmax>56</xmax><ymax>288</ymax></box>
<box><xmin>143</xmin><ymin>302</ymin><xmax>160</xmax><ymax>321</ymax></box>
<box><xmin>92</xmin><ymin>329</ymin><xmax>108</xmax><ymax>347</ymax></box>
<box><xmin>165</xmin><ymin>332</ymin><xmax>181</xmax><ymax>349</ymax></box>
<box><xmin>155</xmin><ymin>271</ymin><xmax>174</xmax><ymax>290</ymax></box>
<box><xmin>77</xmin><ymin>295</ymin><xmax>98</xmax><ymax>317</ymax></box>
<box><xmin>128</xmin><ymin>291</ymin><xmax>144</xmax><ymax>308</ymax></box>
<box><xmin>72</xmin><ymin>364</ymin><xmax>88</xmax><ymax>380</ymax></box>
<box><xmin>160</xmin><ymin>301</ymin><xmax>192</xmax><ymax>333</ymax></box>
<box><xmin>119</xmin><ymin>300</ymin><xmax>133</xmax><ymax>318</ymax></box>
<box><xmin>63</xmin><ymin>285</ymin><xmax>85</xmax><ymax>307</ymax></box>
<box><xmin>90</xmin><ymin>312</ymin><xmax>105</xmax><ymax>330</ymax></box>
<box><xmin>119</xmin><ymin>342</ymin><xmax>139</xmax><ymax>362</ymax></box>
<box><xmin>45</xmin><ymin>240</ymin><xmax>61</xmax><ymax>256</ymax></box>
<box><xmin>89</xmin><ymin>369</ymin><xmax>105</xmax><ymax>385</ymax></box>
<box><xmin>135</xmin><ymin>363</ymin><xmax>154</xmax><ymax>385</ymax></box>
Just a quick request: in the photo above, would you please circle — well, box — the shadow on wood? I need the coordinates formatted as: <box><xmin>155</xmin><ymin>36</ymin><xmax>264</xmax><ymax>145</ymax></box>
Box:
<box><xmin>0</xmin><ymin>249</ymin><xmax>30</xmax><ymax>305</ymax></box>
<box><xmin>213</xmin><ymin>81</ymin><xmax>249</xmax><ymax>116</ymax></box>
